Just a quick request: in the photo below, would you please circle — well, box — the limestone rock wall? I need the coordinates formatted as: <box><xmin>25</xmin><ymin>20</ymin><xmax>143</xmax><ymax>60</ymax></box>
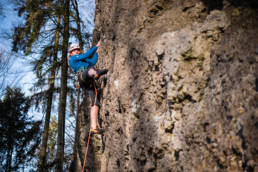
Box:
<box><xmin>80</xmin><ymin>0</ymin><xmax>258</xmax><ymax>171</ymax></box>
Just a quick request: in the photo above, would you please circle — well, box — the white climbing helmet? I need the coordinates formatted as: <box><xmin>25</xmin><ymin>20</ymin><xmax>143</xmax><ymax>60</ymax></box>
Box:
<box><xmin>69</xmin><ymin>43</ymin><xmax>80</xmax><ymax>52</ymax></box>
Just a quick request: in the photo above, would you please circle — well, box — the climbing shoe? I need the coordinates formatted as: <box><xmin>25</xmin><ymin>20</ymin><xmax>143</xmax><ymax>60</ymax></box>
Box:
<box><xmin>95</xmin><ymin>69</ymin><xmax>108</xmax><ymax>80</ymax></box>
<box><xmin>90</xmin><ymin>128</ymin><xmax>104</xmax><ymax>134</ymax></box>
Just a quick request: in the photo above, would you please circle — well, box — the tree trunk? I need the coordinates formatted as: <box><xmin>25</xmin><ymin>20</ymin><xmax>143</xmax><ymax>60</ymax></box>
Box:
<box><xmin>71</xmin><ymin>0</ymin><xmax>84</xmax><ymax>52</ymax></box>
<box><xmin>70</xmin><ymin>1</ymin><xmax>84</xmax><ymax>170</ymax></box>
<box><xmin>22</xmin><ymin>160</ymin><xmax>25</xmax><ymax>172</ymax></box>
<box><xmin>5</xmin><ymin>146</ymin><xmax>13</xmax><ymax>172</ymax></box>
<box><xmin>69</xmin><ymin>89</ymin><xmax>80</xmax><ymax>172</ymax></box>
<box><xmin>38</xmin><ymin>12</ymin><xmax>61</xmax><ymax>172</ymax></box>
<box><xmin>55</xmin><ymin>0</ymin><xmax>70</xmax><ymax>171</ymax></box>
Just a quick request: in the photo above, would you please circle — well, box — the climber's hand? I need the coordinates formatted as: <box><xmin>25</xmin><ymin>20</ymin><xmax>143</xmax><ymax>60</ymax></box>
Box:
<box><xmin>96</xmin><ymin>41</ymin><xmax>101</xmax><ymax>47</ymax></box>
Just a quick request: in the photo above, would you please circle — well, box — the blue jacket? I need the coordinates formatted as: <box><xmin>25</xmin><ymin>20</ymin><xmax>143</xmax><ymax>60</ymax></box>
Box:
<box><xmin>69</xmin><ymin>46</ymin><xmax>98</xmax><ymax>73</ymax></box>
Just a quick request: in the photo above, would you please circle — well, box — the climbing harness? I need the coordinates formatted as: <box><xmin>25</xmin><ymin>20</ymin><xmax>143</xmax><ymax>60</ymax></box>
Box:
<box><xmin>81</xmin><ymin>80</ymin><xmax>99</xmax><ymax>172</ymax></box>
<box><xmin>78</xmin><ymin>66</ymin><xmax>88</xmax><ymax>73</ymax></box>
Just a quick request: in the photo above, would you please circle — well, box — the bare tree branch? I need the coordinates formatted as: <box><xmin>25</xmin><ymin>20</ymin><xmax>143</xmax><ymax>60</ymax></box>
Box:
<box><xmin>0</xmin><ymin>49</ymin><xmax>12</xmax><ymax>96</ymax></box>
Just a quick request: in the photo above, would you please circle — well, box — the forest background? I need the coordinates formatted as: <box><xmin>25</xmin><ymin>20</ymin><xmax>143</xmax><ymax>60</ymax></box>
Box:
<box><xmin>0</xmin><ymin>0</ymin><xmax>95</xmax><ymax>171</ymax></box>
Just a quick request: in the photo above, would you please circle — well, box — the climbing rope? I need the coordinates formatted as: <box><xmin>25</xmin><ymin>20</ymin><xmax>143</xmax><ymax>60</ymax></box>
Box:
<box><xmin>81</xmin><ymin>80</ymin><xmax>98</xmax><ymax>172</ymax></box>
<box><xmin>93</xmin><ymin>80</ymin><xmax>98</xmax><ymax>106</ymax></box>
<box><xmin>82</xmin><ymin>129</ymin><xmax>91</xmax><ymax>172</ymax></box>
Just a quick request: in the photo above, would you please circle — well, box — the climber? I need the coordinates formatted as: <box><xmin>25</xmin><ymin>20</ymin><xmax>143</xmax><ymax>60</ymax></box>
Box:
<box><xmin>69</xmin><ymin>41</ymin><xmax>108</xmax><ymax>134</ymax></box>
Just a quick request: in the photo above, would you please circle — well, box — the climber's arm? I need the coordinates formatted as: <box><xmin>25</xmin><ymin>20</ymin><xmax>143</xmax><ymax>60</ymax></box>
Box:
<box><xmin>85</xmin><ymin>53</ymin><xmax>98</xmax><ymax>66</ymax></box>
<box><xmin>75</xmin><ymin>46</ymin><xmax>98</xmax><ymax>60</ymax></box>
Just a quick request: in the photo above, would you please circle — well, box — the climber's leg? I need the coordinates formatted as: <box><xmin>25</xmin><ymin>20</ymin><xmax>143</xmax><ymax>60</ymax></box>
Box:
<box><xmin>95</xmin><ymin>69</ymin><xmax>108</xmax><ymax>80</ymax></box>
<box><xmin>83</xmin><ymin>67</ymin><xmax>108</xmax><ymax>80</ymax></box>
<box><xmin>90</xmin><ymin>105</ymin><xmax>99</xmax><ymax>130</ymax></box>
<box><xmin>87</xmin><ymin>68</ymin><xmax>97</xmax><ymax>77</ymax></box>
<box><xmin>88</xmin><ymin>89</ymin><xmax>100</xmax><ymax>131</ymax></box>
<box><xmin>88</xmin><ymin>88</ymin><xmax>100</xmax><ymax>107</ymax></box>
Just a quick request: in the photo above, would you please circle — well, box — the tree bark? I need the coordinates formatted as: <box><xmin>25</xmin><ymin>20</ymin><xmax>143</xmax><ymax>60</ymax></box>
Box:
<box><xmin>71</xmin><ymin>0</ymin><xmax>84</xmax><ymax>52</ymax></box>
<box><xmin>69</xmin><ymin>89</ymin><xmax>80</xmax><ymax>172</ymax></box>
<box><xmin>5</xmin><ymin>146</ymin><xmax>13</xmax><ymax>172</ymax></box>
<box><xmin>55</xmin><ymin>0</ymin><xmax>70</xmax><ymax>171</ymax></box>
<box><xmin>69</xmin><ymin>1</ymin><xmax>84</xmax><ymax>171</ymax></box>
<box><xmin>38</xmin><ymin>10</ymin><xmax>61</xmax><ymax>172</ymax></box>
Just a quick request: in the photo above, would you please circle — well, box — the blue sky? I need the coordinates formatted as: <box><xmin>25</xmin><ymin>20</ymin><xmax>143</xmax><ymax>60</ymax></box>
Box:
<box><xmin>0</xmin><ymin>0</ymin><xmax>28</xmax><ymax>96</ymax></box>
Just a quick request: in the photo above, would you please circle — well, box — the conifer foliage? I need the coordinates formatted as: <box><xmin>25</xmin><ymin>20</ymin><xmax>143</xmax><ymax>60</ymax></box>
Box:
<box><xmin>10</xmin><ymin>0</ymin><xmax>92</xmax><ymax>170</ymax></box>
<box><xmin>0</xmin><ymin>87</ymin><xmax>41</xmax><ymax>171</ymax></box>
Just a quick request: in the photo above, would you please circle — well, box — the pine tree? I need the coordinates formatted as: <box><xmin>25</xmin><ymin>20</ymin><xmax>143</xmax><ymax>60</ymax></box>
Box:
<box><xmin>37</xmin><ymin>8</ymin><xmax>61</xmax><ymax>171</ymax></box>
<box><xmin>0</xmin><ymin>87</ymin><xmax>41</xmax><ymax>171</ymax></box>
<box><xmin>55</xmin><ymin>0</ymin><xmax>70</xmax><ymax>171</ymax></box>
<box><xmin>0</xmin><ymin>50</ymin><xmax>12</xmax><ymax>96</ymax></box>
<box><xmin>71</xmin><ymin>0</ymin><xmax>83</xmax><ymax>51</ymax></box>
<box><xmin>45</xmin><ymin>116</ymin><xmax>58</xmax><ymax>171</ymax></box>
<box><xmin>69</xmin><ymin>1</ymin><xmax>85</xmax><ymax>170</ymax></box>
<box><xmin>11</xmin><ymin>1</ymin><xmax>63</xmax><ymax>170</ymax></box>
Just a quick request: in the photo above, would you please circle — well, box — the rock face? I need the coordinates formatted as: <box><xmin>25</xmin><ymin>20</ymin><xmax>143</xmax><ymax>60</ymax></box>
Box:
<box><xmin>76</xmin><ymin>0</ymin><xmax>258</xmax><ymax>171</ymax></box>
